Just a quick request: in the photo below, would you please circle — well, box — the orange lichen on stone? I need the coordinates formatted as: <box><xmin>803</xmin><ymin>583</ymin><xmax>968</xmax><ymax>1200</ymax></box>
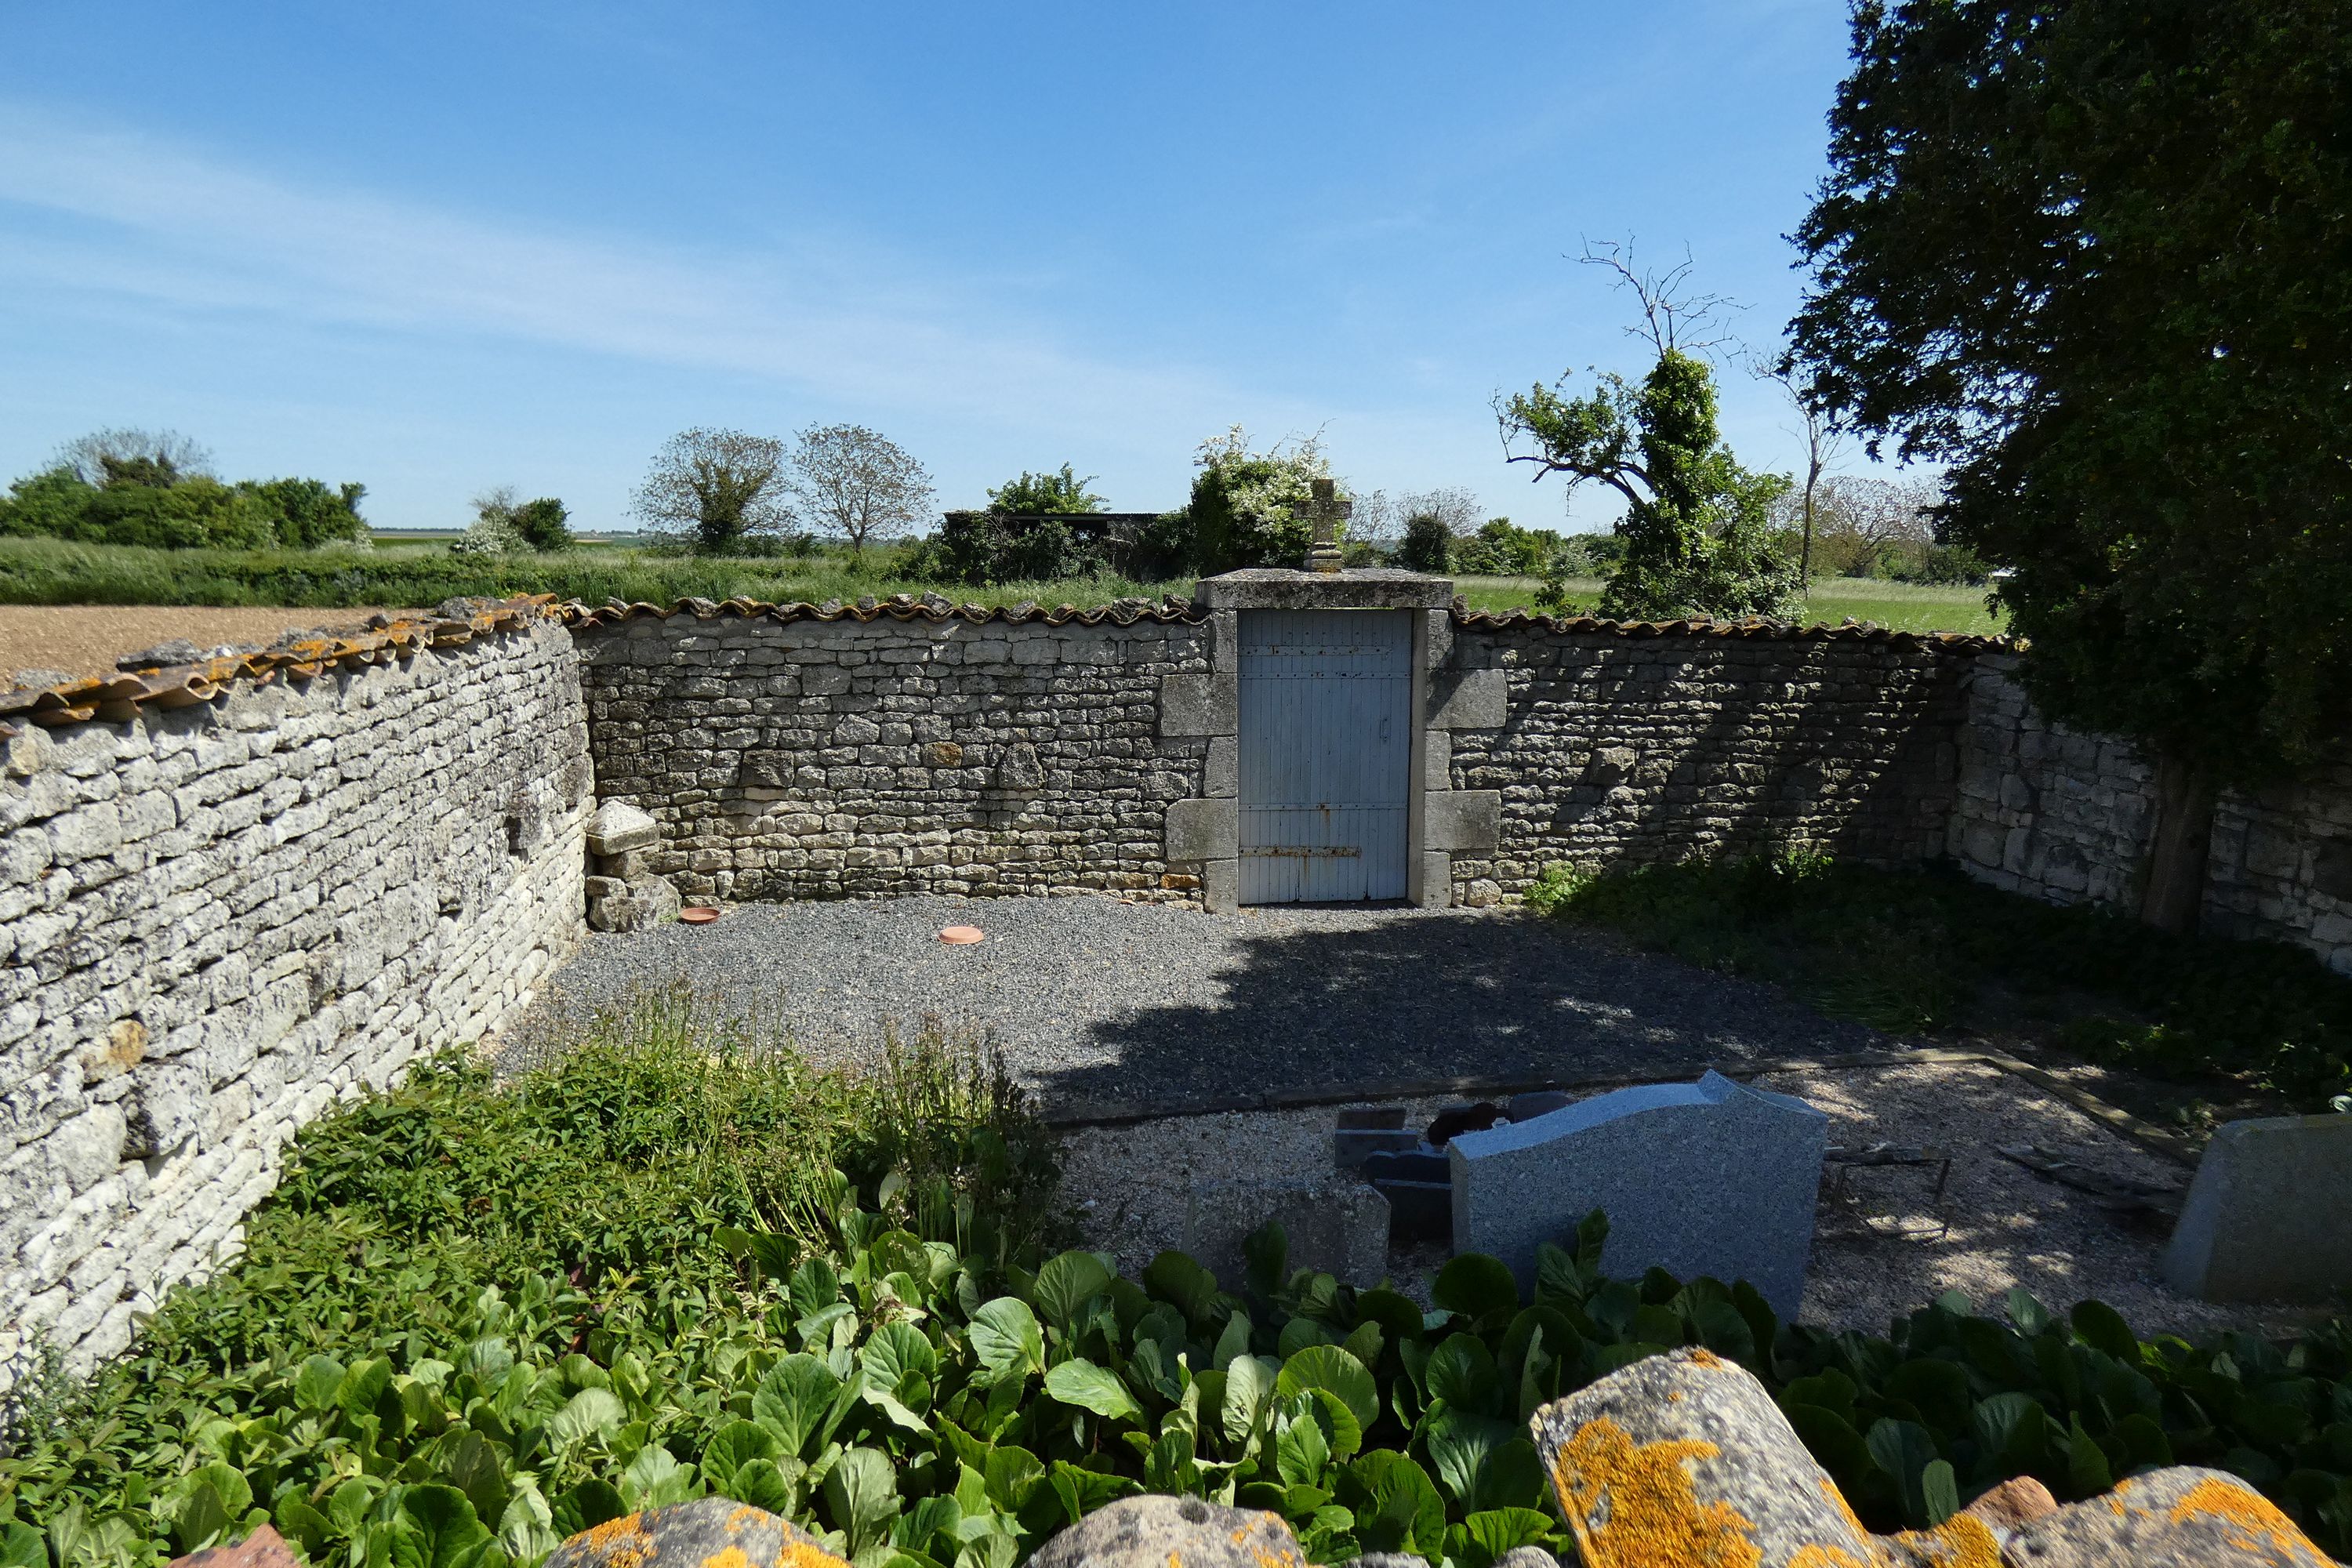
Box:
<box><xmin>579</xmin><ymin>1513</ymin><xmax>655</xmax><ymax>1568</ymax></box>
<box><xmin>1687</xmin><ymin>1349</ymin><xmax>1730</xmax><ymax>1371</ymax></box>
<box><xmin>1817</xmin><ymin>1476</ymin><xmax>1874</xmax><ymax>1548</ymax></box>
<box><xmin>701</xmin><ymin>1548</ymin><xmax>751</xmax><ymax>1568</ymax></box>
<box><xmin>1784</xmin><ymin>1547</ymin><xmax>1874</xmax><ymax>1568</ymax></box>
<box><xmin>1882</xmin><ymin>1513</ymin><xmax>2002</xmax><ymax>1568</ymax></box>
<box><xmin>1551</xmin><ymin>1416</ymin><xmax>1762</xmax><ymax>1568</ymax></box>
<box><xmin>2169</xmin><ymin>1475</ymin><xmax>2327</xmax><ymax>1562</ymax></box>
<box><xmin>779</xmin><ymin>1544</ymin><xmax>848</xmax><ymax>1568</ymax></box>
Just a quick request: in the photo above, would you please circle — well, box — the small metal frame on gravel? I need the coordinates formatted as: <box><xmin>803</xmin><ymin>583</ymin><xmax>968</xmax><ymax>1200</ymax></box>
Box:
<box><xmin>1047</xmin><ymin>1044</ymin><xmax>2202</xmax><ymax>1171</ymax></box>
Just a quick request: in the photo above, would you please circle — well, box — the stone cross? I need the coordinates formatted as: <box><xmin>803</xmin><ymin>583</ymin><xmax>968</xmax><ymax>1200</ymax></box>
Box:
<box><xmin>1304</xmin><ymin>477</ymin><xmax>1348</xmax><ymax>575</ymax></box>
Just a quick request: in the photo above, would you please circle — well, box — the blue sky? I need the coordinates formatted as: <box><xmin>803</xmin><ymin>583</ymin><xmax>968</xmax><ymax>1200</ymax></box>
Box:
<box><xmin>0</xmin><ymin>2</ymin><xmax>1867</xmax><ymax>535</ymax></box>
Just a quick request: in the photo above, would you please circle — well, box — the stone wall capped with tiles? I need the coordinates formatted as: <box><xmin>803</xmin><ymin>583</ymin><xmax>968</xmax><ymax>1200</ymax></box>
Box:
<box><xmin>0</xmin><ymin>609</ymin><xmax>590</xmax><ymax>1386</ymax></box>
<box><xmin>572</xmin><ymin>601</ymin><xmax>1214</xmax><ymax>902</ymax></box>
<box><xmin>1950</xmin><ymin>652</ymin><xmax>2352</xmax><ymax>974</ymax></box>
<box><xmin>1438</xmin><ymin>619</ymin><xmax>1976</xmax><ymax>905</ymax></box>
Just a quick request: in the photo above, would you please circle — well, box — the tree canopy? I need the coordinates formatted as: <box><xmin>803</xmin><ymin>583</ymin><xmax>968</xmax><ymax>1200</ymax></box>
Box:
<box><xmin>1499</xmin><ymin>246</ymin><xmax>1794</xmax><ymax>621</ymax></box>
<box><xmin>784</xmin><ymin>424</ymin><xmax>935</xmax><ymax>560</ymax></box>
<box><xmin>630</xmin><ymin>428</ymin><xmax>793</xmax><ymax>555</ymax></box>
<box><xmin>985</xmin><ymin>464</ymin><xmax>1105</xmax><ymax>514</ymax></box>
<box><xmin>1790</xmin><ymin>0</ymin><xmax>2352</xmax><ymax>786</ymax></box>
<box><xmin>0</xmin><ymin>432</ymin><xmax>366</xmax><ymax>551</ymax></box>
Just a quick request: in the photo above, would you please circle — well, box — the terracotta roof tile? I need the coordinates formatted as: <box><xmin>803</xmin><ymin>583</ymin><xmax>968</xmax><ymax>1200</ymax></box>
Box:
<box><xmin>0</xmin><ymin>594</ymin><xmax>564</xmax><ymax>733</ymax></box>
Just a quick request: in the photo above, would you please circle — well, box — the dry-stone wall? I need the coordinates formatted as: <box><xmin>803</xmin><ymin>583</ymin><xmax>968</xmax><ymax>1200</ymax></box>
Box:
<box><xmin>1442</xmin><ymin>617</ymin><xmax>1974</xmax><ymax>903</ymax></box>
<box><xmin>572</xmin><ymin>599</ymin><xmax>1213</xmax><ymax>902</ymax></box>
<box><xmin>0</xmin><ymin>608</ymin><xmax>590</xmax><ymax>1386</ymax></box>
<box><xmin>1951</xmin><ymin>652</ymin><xmax>2352</xmax><ymax>974</ymax></box>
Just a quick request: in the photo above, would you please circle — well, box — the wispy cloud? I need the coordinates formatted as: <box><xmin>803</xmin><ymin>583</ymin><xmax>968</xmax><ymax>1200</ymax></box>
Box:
<box><xmin>0</xmin><ymin>102</ymin><xmax>1308</xmax><ymax>445</ymax></box>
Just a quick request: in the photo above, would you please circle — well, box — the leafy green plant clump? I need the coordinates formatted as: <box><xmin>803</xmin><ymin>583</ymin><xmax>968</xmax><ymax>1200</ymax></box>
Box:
<box><xmin>1526</xmin><ymin>851</ymin><xmax>2352</xmax><ymax>1111</ymax></box>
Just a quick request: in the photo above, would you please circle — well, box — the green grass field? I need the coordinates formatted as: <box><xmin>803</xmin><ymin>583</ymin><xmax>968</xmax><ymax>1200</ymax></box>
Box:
<box><xmin>0</xmin><ymin>536</ymin><xmax>2005</xmax><ymax>636</ymax></box>
<box><xmin>1451</xmin><ymin>574</ymin><xmax>2005</xmax><ymax>636</ymax></box>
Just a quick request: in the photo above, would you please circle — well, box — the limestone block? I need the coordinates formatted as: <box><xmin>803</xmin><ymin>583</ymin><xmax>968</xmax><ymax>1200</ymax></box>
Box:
<box><xmin>586</xmin><ymin>800</ymin><xmax>659</xmax><ymax>856</ymax></box>
<box><xmin>1426</xmin><ymin>789</ymin><xmax>1501</xmax><ymax>851</ymax></box>
<box><xmin>1163</xmin><ymin>798</ymin><xmax>1237</xmax><ymax>862</ymax></box>
<box><xmin>48</xmin><ymin>1103</ymin><xmax>128</xmax><ymax>1194</ymax></box>
<box><xmin>1203</xmin><ymin>735</ymin><xmax>1236</xmax><ymax>798</ymax></box>
<box><xmin>1532</xmin><ymin>1349</ymin><xmax>1882</xmax><ymax>1568</ymax></box>
<box><xmin>1428</xmin><ymin>667</ymin><xmax>1508</xmax><ymax>730</ymax></box>
<box><xmin>1200</xmin><ymin>857</ymin><xmax>1238</xmax><ymax>914</ymax></box>
<box><xmin>2164</xmin><ymin>1112</ymin><xmax>2352</xmax><ymax>1303</ymax></box>
<box><xmin>1181</xmin><ymin>1176</ymin><xmax>1389</xmax><ymax>1287</ymax></box>
<box><xmin>1998</xmin><ymin>1465</ymin><xmax>2333</xmax><ymax>1566</ymax></box>
<box><xmin>995</xmin><ymin>743</ymin><xmax>1046</xmax><ymax>792</ymax></box>
<box><xmin>545</xmin><ymin>1498</ymin><xmax>847</xmax><ymax>1568</ymax></box>
<box><xmin>123</xmin><ymin>1062</ymin><xmax>211</xmax><ymax>1159</ymax></box>
<box><xmin>1451</xmin><ymin>1071</ymin><xmax>1825</xmax><ymax>1315</ymax></box>
<box><xmin>1159</xmin><ymin>673</ymin><xmax>1237</xmax><ymax>737</ymax></box>
<box><xmin>1028</xmin><ymin>1496</ymin><xmax>1302</xmax><ymax>1568</ymax></box>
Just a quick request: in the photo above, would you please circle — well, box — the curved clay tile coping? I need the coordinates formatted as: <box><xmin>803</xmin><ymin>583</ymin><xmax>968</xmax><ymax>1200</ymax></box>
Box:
<box><xmin>0</xmin><ymin>588</ymin><xmax>2010</xmax><ymax>736</ymax></box>
<box><xmin>565</xmin><ymin>590</ymin><xmax>2013</xmax><ymax>655</ymax></box>
<box><xmin>0</xmin><ymin>594</ymin><xmax>566</xmax><ymax>733</ymax></box>
<box><xmin>558</xmin><ymin>591</ymin><xmax>1208</xmax><ymax>629</ymax></box>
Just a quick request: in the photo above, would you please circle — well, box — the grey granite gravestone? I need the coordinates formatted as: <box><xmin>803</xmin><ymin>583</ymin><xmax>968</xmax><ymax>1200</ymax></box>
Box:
<box><xmin>1449</xmin><ymin>1070</ymin><xmax>1828</xmax><ymax>1315</ymax></box>
<box><xmin>2162</xmin><ymin>1112</ymin><xmax>2352</xmax><ymax>1303</ymax></box>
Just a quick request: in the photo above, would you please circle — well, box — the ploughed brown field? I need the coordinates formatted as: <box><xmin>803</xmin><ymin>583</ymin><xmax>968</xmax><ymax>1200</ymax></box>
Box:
<box><xmin>0</xmin><ymin>604</ymin><xmax>417</xmax><ymax>684</ymax></box>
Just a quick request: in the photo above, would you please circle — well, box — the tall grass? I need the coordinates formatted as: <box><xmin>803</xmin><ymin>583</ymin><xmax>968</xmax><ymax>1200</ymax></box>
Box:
<box><xmin>1451</xmin><ymin>573</ymin><xmax>2005</xmax><ymax>636</ymax></box>
<box><xmin>74</xmin><ymin>987</ymin><xmax>1064</xmax><ymax>1388</ymax></box>
<box><xmin>0</xmin><ymin>536</ymin><xmax>1185</xmax><ymax>612</ymax></box>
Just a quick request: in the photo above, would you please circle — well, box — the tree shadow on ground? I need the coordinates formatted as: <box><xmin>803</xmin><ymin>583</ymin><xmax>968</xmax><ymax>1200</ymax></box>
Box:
<box><xmin>1042</xmin><ymin>909</ymin><xmax>1890</xmax><ymax>1119</ymax></box>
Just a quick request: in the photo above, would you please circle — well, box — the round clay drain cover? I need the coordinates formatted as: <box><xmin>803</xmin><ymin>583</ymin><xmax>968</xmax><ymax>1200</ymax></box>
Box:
<box><xmin>679</xmin><ymin>906</ymin><xmax>721</xmax><ymax>924</ymax></box>
<box><xmin>938</xmin><ymin>924</ymin><xmax>985</xmax><ymax>945</ymax></box>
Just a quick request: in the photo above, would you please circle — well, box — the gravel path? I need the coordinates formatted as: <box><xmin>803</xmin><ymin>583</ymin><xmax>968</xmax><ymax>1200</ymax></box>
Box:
<box><xmin>506</xmin><ymin>892</ymin><xmax>1887</xmax><ymax>1116</ymax></box>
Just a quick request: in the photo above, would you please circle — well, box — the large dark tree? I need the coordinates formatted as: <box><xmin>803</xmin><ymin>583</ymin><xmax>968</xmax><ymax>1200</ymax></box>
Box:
<box><xmin>1789</xmin><ymin>0</ymin><xmax>2352</xmax><ymax>931</ymax></box>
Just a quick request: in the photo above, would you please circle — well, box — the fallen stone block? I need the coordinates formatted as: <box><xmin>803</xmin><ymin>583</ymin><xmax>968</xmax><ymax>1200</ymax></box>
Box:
<box><xmin>163</xmin><ymin>1523</ymin><xmax>303</xmax><ymax>1568</ymax></box>
<box><xmin>544</xmin><ymin>1498</ymin><xmax>846</xmax><ymax>1568</ymax></box>
<box><xmin>1027</xmin><ymin>1494</ymin><xmax>1301</xmax><ymax>1568</ymax></box>
<box><xmin>586</xmin><ymin>798</ymin><xmax>660</xmax><ymax>857</ymax></box>
<box><xmin>1531</xmin><ymin>1348</ymin><xmax>1882</xmax><ymax>1568</ymax></box>
<box><xmin>1333</xmin><ymin>1127</ymin><xmax>1421</xmax><ymax>1171</ymax></box>
<box><xmin>2165</xmin><ymin>1112</ymin><xmax>2352</xmax><ymax>1303</ymax></box>
<box><xmin>1182</xmin><ymin>1176</ymin><xmax>1388</xmax><ymax>1287</ymax></box>
<box><xmin>1997</xmin><ymin>1465</ymin><xmax>2333</xmax><ymax>1566</ymax></box>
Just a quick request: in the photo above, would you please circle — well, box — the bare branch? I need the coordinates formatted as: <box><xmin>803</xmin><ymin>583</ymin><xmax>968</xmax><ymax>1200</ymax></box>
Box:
<box><xmin>1575</xmin><ymin>237</ymin><xmax>1746</xmax><ymax>358</ymax></box>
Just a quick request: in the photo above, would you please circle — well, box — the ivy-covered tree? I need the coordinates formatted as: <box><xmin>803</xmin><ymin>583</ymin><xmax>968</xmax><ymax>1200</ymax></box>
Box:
<box><xmin>1498</xmin><ymin>245</ymin><xmax>1795</xmax><ymax>621</ymax></box>
<box><xmin>1788</xmin><ymin>0</ymin><xmax>2352</xmax><ymax>931</ymax></box>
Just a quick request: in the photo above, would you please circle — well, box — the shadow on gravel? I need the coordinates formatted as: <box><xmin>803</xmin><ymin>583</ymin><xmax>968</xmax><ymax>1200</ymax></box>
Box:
<box><xmin>1044</xmin><ymin>910</ymin><xmax>1887</xmax><ymax>1119</ymax></box>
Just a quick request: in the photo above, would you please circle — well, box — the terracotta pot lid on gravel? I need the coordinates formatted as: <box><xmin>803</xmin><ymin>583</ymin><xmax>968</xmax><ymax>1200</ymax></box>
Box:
<box><xmin>939</xmin><ymin>925</ymin><xmax>985</xmax><ymax>945</ymax></box>
<box><xmin>679</xmin><ymin>906</ymin><xmax>721</xmax><ymax>924</ymax></box>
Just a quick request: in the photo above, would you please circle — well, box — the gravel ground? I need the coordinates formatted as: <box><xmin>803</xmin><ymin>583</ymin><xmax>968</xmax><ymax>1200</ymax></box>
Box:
<box><xmin>0</xmin><ymin>604</ymin><xmax>414</xmax><ymax>683</ymax></box>
<box><xmin>1061</xmin><ymin>1059</ymin><xmax>2307</xmax><ymax>1339</ymax></box>
<box><xmin>503</xmin><ymin>893</ymin><xmax>1888</xmax><ymax>1115</ymax></box>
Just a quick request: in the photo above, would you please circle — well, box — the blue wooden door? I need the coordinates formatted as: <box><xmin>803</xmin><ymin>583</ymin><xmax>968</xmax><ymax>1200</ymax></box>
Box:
<box><xmin>1239</xmin><ymin>609</ymin><xmax>1411</xmax><ymax>903</ymax></box>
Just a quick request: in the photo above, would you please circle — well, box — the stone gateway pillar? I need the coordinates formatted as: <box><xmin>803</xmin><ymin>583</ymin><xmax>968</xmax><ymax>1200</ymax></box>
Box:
<box><xmin>1160</xmin><ymin>568</ymin><xmax>1502</xmax><ymax>912</ymax></box>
